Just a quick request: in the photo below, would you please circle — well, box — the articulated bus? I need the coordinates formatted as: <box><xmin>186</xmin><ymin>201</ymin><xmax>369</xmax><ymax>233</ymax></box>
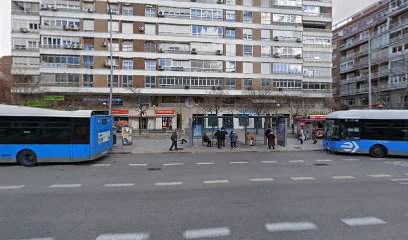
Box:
<box><xmin>0</xmin><ymin>104</ymin><xmax>113</xmax><ymax>167</ymax></box>
<box><xmin>324</xmin><ymin>110</ymin><xmax>408</xmax><ymax>158</ymax></box>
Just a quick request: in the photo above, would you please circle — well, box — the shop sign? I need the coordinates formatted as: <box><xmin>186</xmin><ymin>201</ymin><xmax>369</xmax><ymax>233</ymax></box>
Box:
<box><xmin>83</xmin><ymin>97</ymin><xmax>123</xmax><ymax>102</ymax></box>
<box><xmin>23</xmin><ymin>101</ymin><xmax>51</xmax><ymax>107</ymax></box>
<box><xmin>155</xmin><ymin>110</ymin><xmax>175</xmax><ymax>115</ymax></box>
<box><xmin>309</xmin><ymin>115</ymin><xmax>326</xmax><ymax>120</ymax></box>
<box><xmin>239</xmin><ymin>110</ymin><xmax>257</xmax><ymax>115</ymax></box>
<box><xmin>44</xmin><ymin>95</ymin><xmax>65</xmax><ymax>101</ymax></box>
<box><xmin>112</xmin><ymin>109</ymin><xmax>129</xmax><ymax>115</ymax></box>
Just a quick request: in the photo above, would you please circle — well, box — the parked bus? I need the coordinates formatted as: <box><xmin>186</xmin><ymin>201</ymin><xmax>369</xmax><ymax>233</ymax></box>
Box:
<box><xmin>324</xmin><ymin>110</ymin><xmax>408</xmax><ymax>158</ymax></box>
<box><xmin>0</xmin><ymin>104</ymin><xmax>113</xmax><ymax>167</ymax></box>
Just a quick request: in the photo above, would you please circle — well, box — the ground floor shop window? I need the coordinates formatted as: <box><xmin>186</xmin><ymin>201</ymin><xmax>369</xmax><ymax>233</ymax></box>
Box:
<box><xmin>162</xmin><ymin>117</ymin><xmax>173</xmax><ymax>130</ymax></box>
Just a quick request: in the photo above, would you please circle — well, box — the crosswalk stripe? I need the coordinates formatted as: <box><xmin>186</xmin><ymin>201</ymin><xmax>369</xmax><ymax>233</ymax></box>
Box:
<box><xmin>261</xmin><ymin>161</ymin><xmax>277</xmax><ymax>163</ymax></box>
<box><xmin>129</xmin><ymin>164</ymin><xmax>148</xmax><ymax>167</ymax></box>
<box><xmin>249</xmin><ymin>178</ymin><xmax>274</xmax><ymax>182</ymax></box>
<box><xmin>332</xmin><ymin>176</ymin><xmax>355</xmax><ymax>179</ymax></box>
<box><xmin>96</xmin><ymin>233</ymin><xmax>149</xmax><ymax>240</ymax></box>
<box><xmin>163</xmin><ymin>163</ymin><xmax>184</xmax><ymax>166</ymax></box>
<box><xmin>183</xmin><ymin>227</ymin><xmax>231</xmax><ymax>239</ymax></box>
<box><xmin>91</xmin><ymin>164</ymin><xmax>112</xmax><ymax>167</ymax></box>
<box><xmin>291</xmin><ymin>177</ymin><xmax>315</xmax><ymax>181</ymax></box>
<box><xmin>317</xmin><ymin>159</ymin><xmax>333</xmax><ymax>162</ymax></box>
<box><xmin>289</xmin><ymin>160</ymin><xmax>304</xmax><ymax>163</ymax></box>
<box><xmin>104</xmin><ymin>183</ymin><xmax>135</xmax><ymax>187</ymax></box>
<box><xmin>196</xmin><ymin>162</ymin><xmax>214</xmax><ymax>165</ymax></box>
<box><xmin>18</xmin><ymin>238</ymin><xmax>55</xmax><ymax>240</ymax></box>
<box><xmin>229</xmin><ymin>161</ymin><xmax>248</xmax><ymax>164</ymax></box>
<box><xmin>391</xmin><ymin>178</ymin><xmax>408</xmax><ymax>182</ymax></box>
<box><xmin>265</xmin><ymin>222</ymin><xmax>318</xmax><ymax>232</ymax></box>
<box><xmin>344</xmin><ymin>159</ymin><xmax>360</xmax><ymax>161</ymax></box>
<box><xmin>341</xmin><ymin>217</ymin><xmax>386</xmax><ymax>226</ymax></box>
<box><xmin>369</xmin><ymin>174</ymin><xmax>392</xmax><ymax>178</ymax></box>
<box><xmin>48</xmin><ymin>184</ymin><xmax>82</xmax><ymax>188</ymax></box>
<box><xmin>204</xmin><ymin>180</ymin><xmax>229</xmax><ymax>184</ymax></box>
<box><xmin>0</xmin><ymin>185</ymin><xmax>25</xmax><ymax>190</ymax></box>
<box><xmin>155</xmin><ymin>182</ymin><xmax>183</xmax><ymax>186</ymax></box>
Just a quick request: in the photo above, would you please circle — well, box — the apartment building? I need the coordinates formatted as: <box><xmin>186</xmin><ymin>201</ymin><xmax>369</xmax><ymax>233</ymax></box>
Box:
<box><xmin>11</xmin><ymin>0</ymin><xmax>332</xmax><ymax>129</ymax></box>
<box><xmin>0</xmin><ymin>56</ymin><xmax>12</xmax><ymax>104</ymax></box>
<box><xmin>333</xmin><ymin>0</ymin><xmax>408</xmax><ymax>109</ymax></box>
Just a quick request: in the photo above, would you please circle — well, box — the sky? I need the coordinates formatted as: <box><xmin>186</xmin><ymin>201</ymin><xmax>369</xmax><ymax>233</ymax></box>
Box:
<box><xmin>0</xmin><ymin>0</ymin><xmax>379</xmax><ymax>57</ymax></box>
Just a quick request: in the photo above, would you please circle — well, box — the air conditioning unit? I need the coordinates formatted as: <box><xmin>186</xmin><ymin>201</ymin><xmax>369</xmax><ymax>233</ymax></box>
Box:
<box><xmin>157</xmin><ymin>11</ymin><xmax>164</xmax><ymax>17</ymax></box>
<box><xmin>124</xmin><ymin>3</ymin><xmax>132</xmax><ymax>6</ymax></box>
<box><xmin>102</xmin><ymin>41</ymin><xmax>108</xmax><ymax>47</ymax></box>
<box><xmin>273</xmin><ymin>36</ymin><xmax>279</xmax><ymax>41</ymax></box>
<box><xmin>159</xmin><ymin>48</ymin><xmax>164</xmax><ymax>53</ymax></box>
<box><xmin>40</xmin><ymin>4</ymin><xmax>49</xmax><ymax>10</ymax></box>
<box><xmin>158</xmin><ymin>65</ymin><xmax>164</xmax><ymax>71</ymax></box>
<box><xmin>64</xmin><ymin>45</ymin><xmax>72</xmax><ymax>49</ymax></box>
<box><xmin>138</xmin><ymin>26</ymin><xmax>145</xmax><ymax>32</ymax></box>
<box><xmin>87</xmin><ymin>8</ymin><xmax>95</xmax><ymax>13</ymax></box>
<box><xmin>296</xmin><ymin>54</ymin><xmax>302</xmax><ymax>59</ymax></box>
<box><xmin>51</xmin><ymin>6</ymin><xmax>58</xmax><ymax>11</ymax></box>
<box><xmin>217</xmin><ymin>0</ymin><xmax>224</xmax><ymax>4</ymax></box>
<box><xmin>191</xmin><ymin>48</ymin><xmax>197</xmax><ymax>54</ymax></box>
<box><xmin>296</xmin><ymin>38</ymin><xmax>302</xmax><ymax>43</ymax></box>
<box><xmin>216</xmin><ymin>50</ymin><xmax>222</xmax><ymax>55</ymax></box>
<box><xmin>72</xmin><ymin>26</ymin><xmax>80</xmax><ymax>31</ymax></box>
<box><xmin>20</xmin><ymin>28</ymin><xmax>29</xmax><ymax>33</ymax></box>
<box><xmin>273</xmin><ymin>52</ymin><xmax>280</xmax><ymax>58</ymax></box>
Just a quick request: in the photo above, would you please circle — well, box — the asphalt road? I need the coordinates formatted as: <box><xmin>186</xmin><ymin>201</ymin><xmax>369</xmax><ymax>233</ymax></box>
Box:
<box><xmin>1</xmin><ymin>151</ymin><xmax>408</xmax><ymax>240</ymax></box>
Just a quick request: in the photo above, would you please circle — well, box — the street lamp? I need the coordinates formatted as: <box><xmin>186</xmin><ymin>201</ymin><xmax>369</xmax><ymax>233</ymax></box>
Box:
<box><xmin>107</xmin><ymin>0</ymin><xmax>114</xmax><ymax>115</ymax></box>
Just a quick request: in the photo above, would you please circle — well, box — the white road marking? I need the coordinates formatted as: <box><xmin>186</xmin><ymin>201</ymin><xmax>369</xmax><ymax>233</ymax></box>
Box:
<box><xmin>317</xmin><ymin>159</ymin><xmax>333</xmax><ymax>162</ymax></box>
<box><xmin>204</xmin><ymin>180</ymin><xmax>229</xmax><ymax>184</ymax></box>
<box><xmin>229</xmin><ymin>161</ymin><xmax>248</xmax><ymax>164</ymax></box>
<box><xmin>400</xmin><ymin>182</ymin><xmax>408</xmax><ymax>185</ymax></box>
<box><xmin>289</xmin><ymin>160</ymin><xmax>304</xmax><ymax>163</ymax></box>
<box><xmin>104</xmin><ymin>183</ymin><xmax>135</xmax><ymax>187</ymax></box>
<box><xmin>332</xmin><ymin>176</ymin><xmax>355</xmax><ymax>179</ymax></box>
<box><xmin>48</xmin><ymin>184</ymin><xmax>82</xmax><ymax>188</ymax></box>
<box><xmin>341</xmin><ymin>217</ymin><xmax>386</xmax><ymax>227</ymax></box>
<box><xmin>0</xmin><ymin>185</ymin><xmax>25</xmax><ymax>190</ymax></box>
<box><xmin>370</xmin><ymin>158</ymin><xmax>386</xmax><ymax>161</ymax></box>
<box><xmin>344</xmin><ymin>159</ymin><xmax>360</xmax><ymax>161</ymax></box>
<box><xmin>291</xmin><ymin>177</ymin><xmax>315</xmax><ymax>181</ymax></box>
<box><xmin>369</xmin><ymin>174</ymin><xmax>392</xmax><ymax>178</ymax></box>
<box><xmin>91</xmin><ymin>164</ymin><xmax>112</xmax><ymax>167</ymax></box>
<box><xmin>183</xmin><ymin>227</ymin><xmax>231</xmax><ymax>239</ymax></box>
<box><xmin>19</xmin><ymin>238</ymin><xmax>55</xmax><ymax>240</ymax></box>
<box><xmin>96</xmin><ymin>233</ymin><xmax>150</xmax><ymax>240</ymax></box>
<box><xmin>196</xmin><ymin>162</ymin><xmax>214</xmax><ymax>165</ymax></box>
<box><xmin>261</xmin><ymin>161</ymin><xmax>277</xmax><ymax>163</ymax></box>
<box><xmin>390</xmin><ymin>178</ymin><xmax>408</xmax><ymax>182</ymax></box>
<box><xmin>129</xmin><ymin>164</ymin><xmax>148</xmax><ymax>167</ymax></box>
<box><xmin>163</xmin><ymin>163</ymin><xmax>184</xmax><ymax>166</ymax></box>
<box><xmin>404</xmin><ymin>173</ymin><xmax>408</xmax><ymax>176</ymax></box>
<box><xmin>265</xmin><ymin>222</ymin><xmax>318</xmax><ymax>232</ymax></box>
<box><xmin>249</xmin><ymin>178</ymin><xmax>274</xmax><ymax>182</ymax></box>
<box><xmin>155</xmin><ymin>182</ymin><xmax>183</xmax><ymax>186</ymax></box>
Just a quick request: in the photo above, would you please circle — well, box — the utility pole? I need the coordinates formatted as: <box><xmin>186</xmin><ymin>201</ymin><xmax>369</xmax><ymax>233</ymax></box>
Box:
<box><xmin>107</xmin><ymin>0</ymin><xmax>114</xmax><ymax>115</ymax></box>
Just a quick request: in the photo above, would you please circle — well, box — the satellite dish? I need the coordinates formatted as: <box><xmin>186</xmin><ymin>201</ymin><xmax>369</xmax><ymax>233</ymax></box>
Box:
<box><xmin>185</xmin><ymin>98</ymin><xmax>196</xmax><ymax>108</ymax></box>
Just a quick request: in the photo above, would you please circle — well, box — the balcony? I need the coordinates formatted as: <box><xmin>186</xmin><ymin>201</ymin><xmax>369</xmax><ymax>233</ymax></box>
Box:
<box><xmin>12</xmin><ymin>46</ymin><xmax>39</xmax><ymax>51</ymax></box>
<box><xmin>340</xmin><ymin>76</ymin><xmax>365</xmax><ymax>85</ymax></box>
<box><xmin>41</xmin><ymin>63</ymin><xmax>80</xmax><ymax>69</ymax></box>
<box><xmin>340</xmin><ymin>38</ymin><xmax>369</xmax><ymax>51</ymax></box>
<box><xmin>340</xmin><ymin>53</ymin><xmax>356</xmax><ymax>62</ymax></box>
<box><xmin>12</xmin><ymin>9</ymin><xmax>39</xmax><ymax>15</ymax></box>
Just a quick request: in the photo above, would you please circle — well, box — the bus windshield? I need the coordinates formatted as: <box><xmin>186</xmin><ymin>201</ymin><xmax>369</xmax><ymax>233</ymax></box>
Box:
<box><xmin>325</xmin><ymin>119</ymin><xmax>340</xmax><ymax>140</ymax></box>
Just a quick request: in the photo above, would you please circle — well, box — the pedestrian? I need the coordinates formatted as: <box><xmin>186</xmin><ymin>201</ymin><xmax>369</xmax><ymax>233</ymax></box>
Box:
<box><xmin>180</xmin><ymin>128</ymin><xmax>187</xmax><ymax>144</ymax></box>
<box><xmin>312</xmin><ymin>127</ymin><xmax>318</xmax><ymax>144</ymax></box>
<box><xmin>265</xmin><ymin>126</ymin><xmax>272</xmax><ymax>136</ymax></box>
<box><xmin>267</xmin><ymin>132</ymin><xmax>276</xmax><ymax>149</ymax></box>
<box><xmin>202</xmin><ymin>132</ymin><xmax>212</xmax><ymax>147</ymax></box>
<box><xmin>299</xmin><ymin>128</ymin><xmax>305</xmax><ymax>145</ymax></box>
<box><xmin>229</xmin><ymin>131</ymin><xmax>238</xmax><ymax>149</ymax></box>
<box><xmin>247</xmin><ymin>132</ymin><xmax>254</xmax><ymax>146</ymax></box>
<box><xmin>220</xmin><ymin>127</ymin><xmax>228</xmax><ymax>147</ymax></box>
<box><xmin>169</xmin><ymin>130</ymin><xmax>178</xmax><ymax>151</ymax></box>
<box><xmin>214</xmin><ymin>129</ymin><xmax>222</xmax><ymax>149</ymax></box>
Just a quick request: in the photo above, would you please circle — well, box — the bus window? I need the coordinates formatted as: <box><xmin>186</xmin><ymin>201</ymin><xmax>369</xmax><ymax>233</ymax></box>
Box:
<box><xmin>325</xmin><ymin>120</ymin><xmax>340</xmax><ymax>140</ymax></box>
<box><xmin>71</xmin><ymin>118</ymin><xmax>90</xmax><ymax>144</ymax></box>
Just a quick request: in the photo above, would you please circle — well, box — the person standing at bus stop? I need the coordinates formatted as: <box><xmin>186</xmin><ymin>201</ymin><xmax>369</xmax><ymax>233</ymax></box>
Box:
<box><xmin>220</xmin><ymin>127</ymin><xmax>228</xmax><ymax>147</ymax></box>
<box><xmin>169</xmin><ymin>130</ymin><xmax>178</xmax><ymax>151</ymax></box>
<box><xmin>267</xmin><ymin>132</ymin><xmax>276</xmax><ymax>149</ymax></box>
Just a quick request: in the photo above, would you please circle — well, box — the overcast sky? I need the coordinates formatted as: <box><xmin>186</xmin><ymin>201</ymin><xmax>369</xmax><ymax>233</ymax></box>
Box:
<box><xmin>0</xmin><ymin>0</ymin><xmax>380</xmax><ymax>57</ymax></box>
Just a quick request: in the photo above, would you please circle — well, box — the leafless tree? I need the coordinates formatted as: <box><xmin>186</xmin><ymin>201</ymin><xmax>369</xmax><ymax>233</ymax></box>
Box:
<box><xmin>202</xmin><ymin>87</ymin><xmax>230</xmax><ymax>116</ymax></box>
<box><xmin>129</xmin><ymin>87</ymin><xmax>150</xmax><ymax>135</ymax></box>
<box><xmin>10</xmin><ymin>74</ymin><xmax>41</xmax><ymax>106</ymax></box>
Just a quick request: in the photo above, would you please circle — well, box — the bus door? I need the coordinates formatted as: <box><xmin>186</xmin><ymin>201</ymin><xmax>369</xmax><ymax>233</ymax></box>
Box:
<box><xmin>341</xmin><ymin>119</ymin><xmax>362</xmax><ymax>153</ymax></box>
<box><xmin>70</xmin><ymin>118</ymin><xmax>91</xmax><ymax>161</ymax></box>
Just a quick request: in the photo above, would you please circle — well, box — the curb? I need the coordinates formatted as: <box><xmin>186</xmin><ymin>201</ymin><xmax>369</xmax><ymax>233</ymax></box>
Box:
<box><xmin>110</xmin><ymin>148</ymin><xmax>324</xmax><ymax>155</ymax></box>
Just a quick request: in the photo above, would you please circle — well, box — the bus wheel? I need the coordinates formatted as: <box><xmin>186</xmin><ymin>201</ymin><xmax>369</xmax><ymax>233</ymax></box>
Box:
<box><xmin>17</xmin><ymin>150</ymin><xmax>38</xmax><ymax>167</ymax></box>
<box><xmin>370</xmin><ymin>145</ymin><xmax>387</xmax><ymax>158</ymax></box>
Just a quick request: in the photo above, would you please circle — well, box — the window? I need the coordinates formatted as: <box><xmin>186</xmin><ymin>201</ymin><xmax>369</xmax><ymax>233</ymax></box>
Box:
<box><xmin>243</xmin><ymin>0</ymin><xmax>253</xmax><ymax>6</ymax></box>
<box><xmin>226</xmin><ymin>0</ymin><xmax>236</xmax><ymax>5</ymax></box>
<box><xmin>261</xmin><ymin>30</ymin><xmax>270</xmax><ymax>41</ymax></box>
<box><xmin>123</xmin><ymin>6</ymin><xmax>133</xmax><ymax>16</ymax></box>
<box><xmin>83</xmin><ymin>56</ymin><xmax>93</xmax><ymax>68</ymax></box>
<box><xmin>243</xmin><ymin>62</ymin><xmax>253</xmax><ymax>74</ymax></box>
<box><xmin>244</xmin><ymin>45</ymin><xmax>253</xmax><ymax>56</ymax></box>
<box><xmin>244</xmin><ymin>79</ymin><xmax>252</xmax><ymax>89</ymax></box>
<box><xmin>108</xmin><ymin>75</ymin><xmax>119</xmax><ymax>87</ymax></box>
<box><xmin>226</xmin><ymin>10</ymin><xmax>236</xmax><ymax>22</ymax></box>
<box><xmin>273</xmin><ymin>63</ymin><xmax>302</xmax><ymax>75</ymax></box>
<box><xmin>29</xmin><ymin>22</ymin><xmax>39</xmax><ymax>30</ymax></box>
<box><xmin>243</xmin><ymin>11</ymin><xmax>253</xmax><ymax>23</ymax></box>
<box><xmin>262</xmin><ymin>46</ymin><xmax>271</xmax><ymax>57</ymax></box>
<box><xmin>145</xmin><ymin>24</ymin><xmax>156</xmax><ymax>35</ymax></box>
<box><xmin>108</xmin><ymin>21</ymin><xmax>119</xmax><ymax>32</ymax></box>
<box><xmin>192</xmin><ymin>25</ymin><xmax>223</xmax><ymax>38</ymax></box>
<box><xmin>262</xmin><ymin>78</ymin><xmax>271</xmax><ymax>88</ymax></box>
<box><xmin>123</xmin><ymin>59</ymin><xmax>133</xmax><ymax>70</ymax></box>
<box><xmin>145</xmin><ymin>60</ymin><xmax>156</xmax><ymax>70</ymax></box>
<box><xmin>360</xmin><ymin>30</ymin><xmax>369</xmax><ymax>40</ymax></box>
<box><xmin>145</xmin><ymin>7</ymin><xmax>156</xmax><ymax>17</ymax></box>
<box><xmin>83</xmin><ymin>19</ymin><xmax>94</xmax><ymax>31</ymax></box>
<box><xmin>108</xmin><ymin>42</ymin><xmax>119</xmax><ymax>52</ymax></box>
<box><xmin>226</xmin><ymin>61</ymin><xmax>236</xmax><ymax>72</ymax></box>
<box><xmin>145</xmin><ymin>76</ymin><xmax>156</xmax><ymax>88</ymax></box>
<box><xmin>273</xmin><ymin>79</ymin><xmax>302</xmax><ymax>90</ymax></box>
<box><xmin>122</xmin><ymin>40</ymin><xmax>133</xmax><ymax>52</ymax></box>
<box><xmin>261</xmin><ymin>13</ymin><xmax>271</xmax><ymax>24</ymax></box>
<box><xmin>226</xmin><ymin>44</ymin><xmax>236</xmax><ymax>56</ymax></box>
<box><xmin>226</xmin><ymin>28</ymin><xmax>236</xmax><ymax>39</ymax></box>
<box><xmin>273</xmin><ymin>14</ymin><xmax>302</xmax><ymax>24</ymax></box>
<box><xmin>83</xmin><ymin>74</ymin><xmax>93</xmax><ymax>87</ymax></box>
<box><xmin>122</xmin><ymin>75</ymin><xmax>133</xmax><ymax>87</ymax></box>
<box><xmin>144</xmin><ymin>41</ymin><xmax>156</xmax><ymax>52</ymax></box>
<box><xmin>191</xmin><ymin>9</ymin><xmax>223</xmax><ymax>21</ymax></box>
<box><xmin>122</xmin><ymin>22</ymin><xmax>133</xmax><ymax>34</ymax></box>
<box><xmin>261</xmin><ymin>63</ymin><xmax>271</xmax><ymax>74</ymax></box>
<box><xmin>243</xmin><ymin>29</ymin><xmax>252</xmax><ymax>40</ymax></box>
<box><xmin>261</xmin><ymin>0</ymin><xmax>270</xmax><ymax>7</ymax></box>
<box><xmin>226</xmin><ymin>79</ymin><xmax>236</xmax><ymax>90</ymax></box>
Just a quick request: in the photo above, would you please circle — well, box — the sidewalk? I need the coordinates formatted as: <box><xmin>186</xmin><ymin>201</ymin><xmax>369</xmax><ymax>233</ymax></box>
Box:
<box><xmin>112</xmin><ymin>133</ymin><xmax>323</xmax><ymax>154</ymax></box>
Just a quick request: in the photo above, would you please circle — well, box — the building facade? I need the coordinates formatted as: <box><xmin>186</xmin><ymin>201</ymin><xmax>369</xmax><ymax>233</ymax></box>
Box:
<box><xmin>11</xmin><ymin>0</ymin><xmax>332</xmax><ymax>129</ymax></box>
<box><xmin>333</xmin><ymin>0</ymin><xmax>408</xmax><ymax>109</ymax></box>
<box><xmin>0</xmin><ymin>56</ymin><xmax>12</xmax><ymax>104</ymax></box>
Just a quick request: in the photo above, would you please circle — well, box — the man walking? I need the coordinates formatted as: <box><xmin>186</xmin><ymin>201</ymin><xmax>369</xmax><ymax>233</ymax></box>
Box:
<box><xmin>220</xmin><ymin>127</ymin><xmax>227</xmax><ymax>147</ymax></box>
<box><xmin>169</xmin><ymin>130</ymin><xmax>178</xmax><ymax>151</ymax></box>
<box><xmin>214</xmin><ymin>129</ymin><xmax>222</xmax><ymax>149</ymax></box>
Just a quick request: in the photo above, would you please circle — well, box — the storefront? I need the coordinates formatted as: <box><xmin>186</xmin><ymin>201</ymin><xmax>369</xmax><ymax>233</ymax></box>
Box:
<box><xmin>298</xmin><ymin>115</ymin><xmax>326</xmax><ymax>138</ymax></box>
<box><xmin>155</xmin><ymin>110</ymin><xmax>177</xmax><ymax>130</ymax></box>
<box><xmin>112</xmin><ymin>109</ymin><xmax>130</xmax><ymax>131</ymax></box>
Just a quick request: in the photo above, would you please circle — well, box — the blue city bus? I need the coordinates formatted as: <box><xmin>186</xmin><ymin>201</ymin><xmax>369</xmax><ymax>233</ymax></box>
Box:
<box><xmin>0</xmin><ymin>104</ymin><xmax>113</xmax><ymax>167</ymax></box>
<box><xmin>324</xmin><ymin>110</ymin><xmax>408</xmax><ymax>158</ymax></box>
